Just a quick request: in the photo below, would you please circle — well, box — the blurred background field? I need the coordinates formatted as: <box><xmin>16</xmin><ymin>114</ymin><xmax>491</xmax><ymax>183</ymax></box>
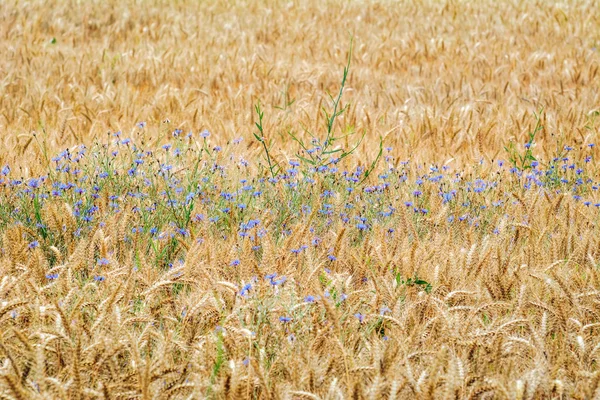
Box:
<box><xmin>2</xmin><ymin>0</ymin><xmax>599</xmax><ymax>168</ymax></box>
<box><xmin>1</xmin><ymin>1</ymin><xmax>600</xmax><ymax>399</ymax></box>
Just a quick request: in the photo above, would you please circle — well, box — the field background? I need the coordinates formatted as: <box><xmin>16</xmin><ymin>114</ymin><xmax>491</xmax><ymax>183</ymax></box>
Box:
<box><xmin>1</xmin><ymin>0</ymin><xmax>600</xmax><ymax>399</ymax></box>
<box><xmin>3</xmin><ymin>0</ymin><xmax>599</xmax><ymax>169</ymax></box>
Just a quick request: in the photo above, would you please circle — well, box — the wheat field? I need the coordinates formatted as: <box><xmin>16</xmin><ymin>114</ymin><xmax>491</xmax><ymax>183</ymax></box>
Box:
<box><xmin>1</xmin><ymin>0</ymin><xmax>600</xmax><ymax>399</ymax></box>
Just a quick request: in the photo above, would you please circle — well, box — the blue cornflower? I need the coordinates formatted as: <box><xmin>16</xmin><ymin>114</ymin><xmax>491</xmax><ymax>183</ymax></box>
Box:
<box><xmin>240</xmin><ymin>283</ymin><xmax>252</xmax><ymax>297</ymax></box>
<box><xmin>201</xmin><ymin>130</ymin><xmax>210</xmax><ymax>138</ymax></box>
<box><xmin>354</xmin><ymin>313</ymin><xmax>365</xmax><ymax>323</ymax></box>
<box><xmin>279</xmin><ymin>316</ymin><xmax>291</xmax><ymax>323</ymax></box>
<box><xmin>93</xmin><ymin>276</ymin><xmax>105</xmax><ymax>282</ymax></box>
<box><xmin>45</xmin><ymin>273</ymin><xmax>59</xmax><ymax>280</ymax></box>
<box><xmin>1</xmin><ymin>165</ymin><xmax>10</xmax><ymax>176</ymax></box>
<box><xmin>27</xmin><ymin>178</ymin><xmax>41</xmax><ymax>189</ymax></box>
<box><xmin>273</xmin><ymin>276</ymin><xmax>287</xmax><ymax>286</ymax></box>
<box><xmin>97</xmin><ymin>258</ymin><xmax>110</xmax><ymax>266</ymax></box>
<box><xmin>230</xmin><ymin>259</ymin><xmax>240</xmax><ymax>266</ymax></box>
<box><xmin>28</xmin><ymin>241</ymin><xmax>39</xmax><ymax>250</ymax></box>
<box><xmin>194</xmin><ymin>213</ymin><xmax>205</xmax><ymax>222</ymax></box>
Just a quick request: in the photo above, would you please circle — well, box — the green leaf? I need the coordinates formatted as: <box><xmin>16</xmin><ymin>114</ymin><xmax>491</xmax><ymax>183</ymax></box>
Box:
<box><xmin>322</xmin><ymin>148</ymin><xmax>343</xmax><ymax>155</ymax></box>
<box><xmin>297</xmin><ymin>154</ymin><xmax>315</xmax><ymax>165</ymax></box>
<box><xmin>287</xmin><ymin>131</ymin><xmax>309</xmax><ymax>151</ymax></box>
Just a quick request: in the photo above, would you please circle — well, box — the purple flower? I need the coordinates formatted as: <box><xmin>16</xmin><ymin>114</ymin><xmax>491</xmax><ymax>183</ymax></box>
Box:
<box><xmin>354</xmin><ymin>313</ymin><xmax>365</xmax><ymax>323</ymax></box>
<box><xmin>27</xmin><ymin>178</ymin><xmax>41</xmax><ymax>189</ymax></box>
<box><xmin>28</xmin><ymin>241</ymin><xmax>39</xmax><ymax>250</ymax></box>
<box><xmin>240</xmin><ymin>283</ymin><xmax>252</xmax><ymax>297</ymax></box>
<box><xmin>304</xmin><ymin>295</ymin><xmax>316</xmax><ymax>303</ymax></box>
<box><xmin>97</xmin><ymin>258</ymin><xmax>110</xmax><ymax>266</ymax></box>
<box><xmin>230</xmin><ymin>259</ymin><xmax>240</xmax><ymax>267</ymax></box>
<box><xmin>279</xmin><ymin>316</ymin><xmax>292</xmax><ymax>323</ymax></box>
<box><xmin>272</xmin><ymin>276</ymin><xmax>287</xmax><ymax>286</ymax></box>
